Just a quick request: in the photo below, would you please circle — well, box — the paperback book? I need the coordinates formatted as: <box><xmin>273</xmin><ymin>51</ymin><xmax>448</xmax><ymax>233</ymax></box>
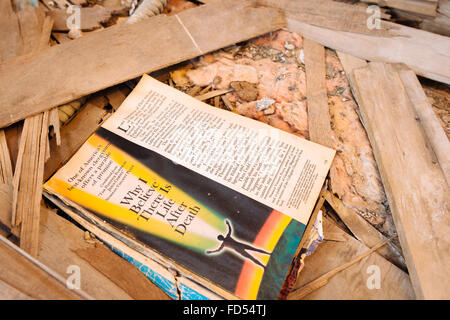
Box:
<box><xmin>44</xmin><ymin>75</ymin><xmax>335</xmax><ymax>299</ymax></box>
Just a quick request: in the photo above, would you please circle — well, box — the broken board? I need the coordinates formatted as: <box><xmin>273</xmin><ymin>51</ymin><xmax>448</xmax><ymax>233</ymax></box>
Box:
<box><xmin>351</xmin><ymin>62</ymin><xmax>450</xmax><ymax>299</ymax></box>
<box><xmin>288</xmin><ymin>216</ymin><xmax>415</xmax><ymax>300</ymax></box>
<box><xmin>0</xmin><ymin>0</ymin><xmax>285</xmax><ymax>128</ymax></box>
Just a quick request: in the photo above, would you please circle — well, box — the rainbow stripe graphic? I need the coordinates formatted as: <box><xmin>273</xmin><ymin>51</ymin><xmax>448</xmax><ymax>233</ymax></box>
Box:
<box><xmin>234</xmin><ymin>210</ymin><xmax>291</xmax><ymax>299</ymax></box>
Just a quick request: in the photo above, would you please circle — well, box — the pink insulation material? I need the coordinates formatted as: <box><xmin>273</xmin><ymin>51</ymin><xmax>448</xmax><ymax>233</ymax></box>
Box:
<box><xmin>184</xmin><ymin>30</ymin><xmax>395</xmax><ymax>236</ymax></box>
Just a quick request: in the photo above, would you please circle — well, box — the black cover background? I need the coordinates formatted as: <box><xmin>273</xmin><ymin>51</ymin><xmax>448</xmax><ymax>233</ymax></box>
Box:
<box><xmin>95</xmin><ymin>127</ymin><xmax>276</xmax><ymax>294</ymax></box>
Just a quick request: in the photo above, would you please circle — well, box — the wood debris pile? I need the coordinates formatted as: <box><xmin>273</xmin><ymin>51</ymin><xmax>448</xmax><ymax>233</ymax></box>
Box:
<box><xmin>0</xmin><ymin>0</ymin><xmax>448</xmax><ymax>300</ymax></box>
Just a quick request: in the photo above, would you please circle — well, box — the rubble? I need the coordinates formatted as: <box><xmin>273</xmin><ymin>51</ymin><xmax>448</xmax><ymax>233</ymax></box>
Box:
<box><xmin>0</xmin><ymin>0</ymin><xmax>449</xmax><ymax>302</ymax></box>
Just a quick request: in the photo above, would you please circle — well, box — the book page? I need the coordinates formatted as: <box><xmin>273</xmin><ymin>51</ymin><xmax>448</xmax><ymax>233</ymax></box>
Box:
<box><xmin>101</xmin><ymin>75</ymin><xmax>335</xmax><ymax>224</ymax></box>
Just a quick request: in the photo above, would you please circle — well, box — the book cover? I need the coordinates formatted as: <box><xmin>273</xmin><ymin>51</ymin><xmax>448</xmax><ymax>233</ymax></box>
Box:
<box><xmin>44</xmin><ymin>75</ymin><xmax>335</xmax><ymax>299</ymax></box>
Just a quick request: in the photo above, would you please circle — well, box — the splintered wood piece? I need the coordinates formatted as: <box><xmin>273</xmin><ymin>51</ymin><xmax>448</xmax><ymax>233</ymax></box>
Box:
<box><xmin>197</xmin><ymin>85</ymin><xmax>212</xmax><ymax>96</ymax></box>
<box><xmin>291</xmin><ymin>236</ymin><xmax>394</xmax><ymax>299</ymax></box>
<box><xmin>35</xmin><ymin>16</ymin><xmax>54</xmax><ymax>53</ymax></box>
<box><xmin>16</xmin><ymin>4</ymin><xmax>46</xmax><ymax>55</ymax></box>
<box><xmin>304</xmin><ymin>38</ymin><xmax>333</xmax><ymax>148</ymax></box>
<box><xmin>214</xmin><ymin>95</ymin><xmax>220</xmax><ymax>108</ymax></box>
<box><xmin>34</xmin><ymin>112</ymin><xmax>50</xmax><ymax>249</ymax></box>
<box><xmin>12</xmin><ymin>111</ymin><xmax>50</xmax><ymax>256</ymax></box>
<box><xmin>105</xmin><ymin>87</ymin><xmax>128</xmax><ymax>110</ymax></box>
<box><xmin>11</xmin><ymin>120</ymin><xmax>30</xmax><ymax>228</ymax></box>
<box><xmin>0</xmin><ymin>130</ymin><xmax>13</xmax><ymax>184</ymax></box>
<box><xmin>3</xmin><ymin>124</ymin><xmax>22</xmax><ymax>173</ymax></box>
<box><xmin>0</xmin><ymin>183</ymin><xmax>13</xmax><ymax>230</ymax></box>
<box><xmin>187</xmin><ymin>85</ymin><xmax>202</xmax><ymax>96</ymax></box>
<box><xmin>0</xmin><ymin>0</ymin><xmax>285</xmax><ymax>128</ymax></box>
<box><xmin>195</xmin><ymin>89</ymin><xmax>232</xmax><ymax>101</ymax></box>
<box><xmin>19</xmin><ymin>115</ymin><xmax>41</xmax><ymax>251</ymax></box>
<box><xmin>221</xmin><ymin>95</ymin><xmax>234</xmax><ymax>111</ymax></box>
<box><xmin>8</xmin><ymin>3</ymin><xmax>55</xmax><ymax>254</ymax></box>
<box><xmin>18</xmin><ymin>113</ymin><xmax>48</xmax><ymax>256</ymax></box>
<box><xmin>351</xmin><ymin>62</ymin><xmax>450</xmax><ymax>299</ymax></box>
<box><xmin>49</xmin><ymin>108</ymin><xmax>61</xmax><ymax>146</ymax></box>
<box><xmin>45</xmin><ymin>136</ymin><xmax>51</xmax><ymax>163</ymax></box>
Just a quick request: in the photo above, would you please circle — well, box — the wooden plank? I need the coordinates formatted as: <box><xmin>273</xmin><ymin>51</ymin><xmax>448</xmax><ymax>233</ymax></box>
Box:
<box><xmin>285</xmin><ymin>17</ymin><xmax>450</xmax><ymax>84</ymax></box>
<box><xmin>291</xmin><ymin>237</ymin><xmax>394</xmax><ymax>299</ymax></box>
<box><xmin>259</xmin><ymin>0</ymin><xmax>393</xmax><ymax>36</ymax></box>
<box><xmin>38</xmin><ymin>206</ymin><xmax>168</xmax><ymax>299</ymax></box>
<box><xmin>0</xmin><ymin>233</ymin><xmax>90</xmax><ymax>300</ymax></box>
<box><xmin>38</xmin><ymin>208</ymin><xmax>131</xmax><ymax>300</ymax></box>
<box><xmin>288</xmin><ymin>216</ymin><xmax>415</xmax><ymax>299</ymax></box>
<box><xmin>361</xmin><ymin>0</ymin><xmax>438</xmax><ymax>17</ymax></box>
<box><xmin>49</xmin><ymin>108</ymin><xmax>61</xmax><ymax>146</ymax></box>
<box><xmin>74</xmin><ymin>244</ymin><xmax>171</xmax><ymax>300</ymax></box>
<box><xmin>396</xmin><ymin>65</ymin><xmax>450</xmax><ymax>185</ymax></box>
<box><xmin>336</xmin><ymin>51</ymin><xmax>368</xmax><ymax>81</ymax></box>
<box><xmin>419</xmin><ymin>13</ymin><xmax>450</xmax><ymax>37</ymax></box>
<box><xmin>0</xmin><ymin>0</ymin><xmax>285</xmax><ymax>129</ymax></box>
<box><xmin>350</xmin><ymin>62</ymin><xmax>450</xmax><ymax>299</ymax></box>
<box><xmin>0</xmin><ymin>279</ymin><xmax>33</xmax><ymax>300</ymax></box>
<box><xmin>303</xmin><ymin>38</ymin><xmax>333</xmax><ymax>148</ymax></box>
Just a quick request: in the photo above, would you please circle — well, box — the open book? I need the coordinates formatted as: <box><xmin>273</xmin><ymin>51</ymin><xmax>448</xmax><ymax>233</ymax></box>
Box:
<box><xmin>44</xmin><ymin>75</ymin><xmax>335</xmax><ymax>300</ymax></box>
